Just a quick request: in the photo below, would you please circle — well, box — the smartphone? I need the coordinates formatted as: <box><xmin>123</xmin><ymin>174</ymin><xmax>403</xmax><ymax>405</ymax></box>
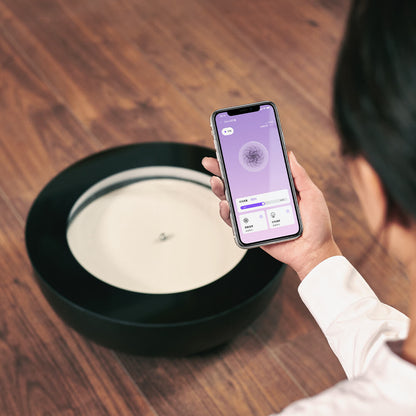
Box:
<box><xmin>210</xmin><ymin>101</ymin><xmax>302</xmax><ymax>249</ymax></box>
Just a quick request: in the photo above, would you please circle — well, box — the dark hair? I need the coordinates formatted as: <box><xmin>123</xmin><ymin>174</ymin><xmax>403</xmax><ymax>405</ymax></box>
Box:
<box><xmin>333</xmin><ymin>0</ymin><xmax>416</xmax><ymax>224</ymax></box>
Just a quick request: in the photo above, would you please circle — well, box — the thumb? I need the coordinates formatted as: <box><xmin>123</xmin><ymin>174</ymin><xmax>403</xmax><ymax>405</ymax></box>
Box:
<box><xmin>288</xmin><ymin>152</ymin><xmax>316</xmax><ymax>194</ymax></box>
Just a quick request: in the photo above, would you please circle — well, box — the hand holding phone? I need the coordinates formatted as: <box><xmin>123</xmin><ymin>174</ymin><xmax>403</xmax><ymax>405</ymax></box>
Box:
<box><xmin>210</xmin><ymin>102</ymin><xmax>302</xmax><ymax>248</ymax></box>
<box><xmin>202</xmin><ymin>150</ymin><xmax>342</xmax><ymax>280</ymax></box>
<box><xmin>207</xmin><ymin>100</ymin><xmax>341</xmax><ymax>279</ymax></box>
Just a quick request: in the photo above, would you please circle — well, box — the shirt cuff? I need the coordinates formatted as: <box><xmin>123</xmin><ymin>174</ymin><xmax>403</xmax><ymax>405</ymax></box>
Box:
<box><xmin>298</xmin><ymin>256</ymin><xmax>377</xmax><ymax>332</ymax></box>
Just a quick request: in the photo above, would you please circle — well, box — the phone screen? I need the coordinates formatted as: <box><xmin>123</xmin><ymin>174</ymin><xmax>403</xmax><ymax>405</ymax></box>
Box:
<box><xmin>212</xmin><ymin>102</ymin><xmax>302</xmax><ymax>247</ymax></box>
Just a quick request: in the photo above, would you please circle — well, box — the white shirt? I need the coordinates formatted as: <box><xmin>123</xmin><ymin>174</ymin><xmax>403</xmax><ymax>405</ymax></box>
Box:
<box><xmin>275</xmin><ymin>256</ymin><xmax>416</xmax><ymax>415</ymax></box>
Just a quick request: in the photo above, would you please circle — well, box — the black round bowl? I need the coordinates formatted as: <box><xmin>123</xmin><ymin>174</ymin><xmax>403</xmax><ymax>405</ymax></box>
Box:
<box><xmin>25</xmin><ymin>142</ymin><xmax>285</xmax><ymax>356</ymax></box>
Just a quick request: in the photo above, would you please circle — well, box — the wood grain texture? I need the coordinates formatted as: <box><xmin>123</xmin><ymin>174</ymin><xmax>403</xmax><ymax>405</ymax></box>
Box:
<box><xmin>0</xmin><ymin>0</ymin><xmax>410</xmax><ymax>414</ymax></box>
<box><xmin>119</xmin><ymin>330</ymin><xmax>306</xmax><ymax>416</ymax></box>
<box><xmin>0</xmin><ymin>24</ymin><xmax>156</xmax><ymax>416</ymax></box>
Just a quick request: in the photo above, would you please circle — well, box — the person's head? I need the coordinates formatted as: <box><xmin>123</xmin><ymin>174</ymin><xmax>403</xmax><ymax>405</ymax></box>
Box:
<box><xmin>333</xmin><ymin>0</ymin><xmax>416</xmax><ymax>259</ymax></box>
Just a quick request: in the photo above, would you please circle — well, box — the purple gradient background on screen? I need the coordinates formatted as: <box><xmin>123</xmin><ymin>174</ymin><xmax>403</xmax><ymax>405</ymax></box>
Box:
<box><xmin>215</xmin><ymin>104</ymin><xmax>300</xmax><ymax>244</ymax></box>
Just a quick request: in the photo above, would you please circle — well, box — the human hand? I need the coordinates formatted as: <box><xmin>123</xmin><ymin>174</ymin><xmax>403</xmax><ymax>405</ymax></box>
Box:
<box><xmin>201</xmin><ymin>152</ymin><xmax>341</xmax><ymax>280</ymax></box>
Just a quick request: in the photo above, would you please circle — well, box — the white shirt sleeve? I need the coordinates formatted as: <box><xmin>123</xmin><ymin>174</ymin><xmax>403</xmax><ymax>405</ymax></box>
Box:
<box><xmin>297</xmin><ymin>256</ymin><xmax>409</xmax><ymax>379</ymax></box>
<box><xmin>271</xmin><ymin>256</ymin><xmax>414</xmax><ymax>415</ymax></box>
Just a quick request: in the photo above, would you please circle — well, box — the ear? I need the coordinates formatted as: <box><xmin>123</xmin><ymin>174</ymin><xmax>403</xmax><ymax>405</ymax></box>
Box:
<box><xmin>348</xmin><ymin>157</ymin><xmax>388</xmax><ymax>234</ymax></box>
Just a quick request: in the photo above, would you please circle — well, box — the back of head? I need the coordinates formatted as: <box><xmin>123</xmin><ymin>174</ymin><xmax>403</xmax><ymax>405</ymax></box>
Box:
<box><xmin>333</xmin><ymin>0</ymin><xmax>416</xmax><ymax>223</ymax></box>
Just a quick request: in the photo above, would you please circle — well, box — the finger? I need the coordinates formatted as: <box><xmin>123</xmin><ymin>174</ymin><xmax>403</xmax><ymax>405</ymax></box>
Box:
<box><xmin>219</xmin><ymin>200</ymin><xmax>232</xmax><ymax>227</ymax></box>
<box><xmin>202</xmin><ymin>157</ymin><xmax>222</xmax><ymax>177</ymax></box>
<box><xmin>210</xmin><ymin>175</ymin><xmax>226</xmax><ymax>200</ymax></box>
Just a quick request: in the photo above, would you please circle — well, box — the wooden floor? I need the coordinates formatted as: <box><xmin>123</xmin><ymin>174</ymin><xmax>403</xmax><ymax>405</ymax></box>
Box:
<box><xmin>0</xmin><ymin>0</ymin><xmax>410</xmax><ymax>414</ymax></box>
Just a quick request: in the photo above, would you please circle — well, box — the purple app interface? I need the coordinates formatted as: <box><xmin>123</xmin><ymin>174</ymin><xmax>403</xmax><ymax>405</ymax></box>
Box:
<box><xmin>216</xmin><ymin>104</ymin><xmax>300</xmax><ymax>245</ymax></box>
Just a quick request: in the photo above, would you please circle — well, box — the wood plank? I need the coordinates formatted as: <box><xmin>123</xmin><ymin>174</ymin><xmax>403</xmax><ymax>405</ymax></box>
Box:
<box><xmin>0</xmin><ymin>28</ymin><xmax>155</xmax><ymax>416</ymax></box>
<box><xmin>63</xmin><ymin>0</ymin><xmax>340</xmax><ymax>161</ymax></box>
<box><xmin>1</xmin><ymin>0</ymin><xmax>341</xmax><ymax>166</ymax></box>
<box><xmin>273</xmin><ymin>329</ymin><xmax>346</xmax><ymax>395</ymax></box>
<box><xmin>118</xmin><ymin>329</ymin><xmax>306</xmax><ymax>415</ymax></box>
<box><xmin>204</xmin><ymin>0</ymin><xmax>350</xmax><ymax>113</ymax></box>
<box><xmin>0</xmin><ymin>24</ymin><xmax>102</xmax><ymax>218</ymax></box>
<box><xmin>0</xmin><ymin>0</ymin><xmax>208</xmax><ymax>147</ymax></box>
